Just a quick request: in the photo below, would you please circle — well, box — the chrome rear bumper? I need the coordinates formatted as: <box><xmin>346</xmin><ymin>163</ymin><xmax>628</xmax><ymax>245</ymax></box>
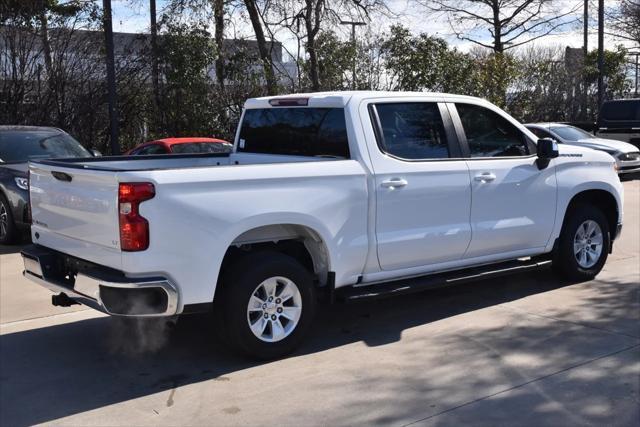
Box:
<box><xmin>22</xmin><ymin>245</ymin><xmax>179</xmax><ymax>317</ymax></box>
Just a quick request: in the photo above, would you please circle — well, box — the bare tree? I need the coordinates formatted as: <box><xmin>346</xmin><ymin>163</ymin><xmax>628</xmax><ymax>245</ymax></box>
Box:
<box><xmin>244</xmin><ymin>0</ymin><xmax>278</xmax><ymax>94</ymax></box>
<box><xmin>267</xmin><ymin>0</ymin><xmax>379</xmax><ymax>91</ymax></box>
<box><xmin>150</xmin><ymin>0</ymin><xmax>161</xmax><ymax>113</ymax></box>
<box><xmin>213</xmin><ymin>0</ymin><xmax>225</xmax><ymax>89</ymax></box>
<box><xmin>607</xmin><ymin>0</ymin><xmax>640</xmax><ymax>46</ymax></box>
<box><xmin>422</xmin><ymin>0</ymin><xmax>580</xmax><ymax>53</ymax></box>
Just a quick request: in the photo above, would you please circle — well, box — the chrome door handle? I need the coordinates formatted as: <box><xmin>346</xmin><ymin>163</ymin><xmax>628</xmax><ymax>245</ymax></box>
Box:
<box><xmin>381</xmin><ymin>178</ymin><xmax>408</xmax><ymax>189</ymax></box>
<box><xmin>474</xmin><ymin>172</ymin><xmax>496</xmax><ymax>183</ymax></box>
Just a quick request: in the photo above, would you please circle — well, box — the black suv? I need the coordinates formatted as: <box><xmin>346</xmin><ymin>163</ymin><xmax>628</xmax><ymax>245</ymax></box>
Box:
<box><xmin>0</xmin><ymin>126</ymin><xmax>94</xmax><ymax>244</ymax></box>
<box><xmin>596</xmin><ymin>99</ymin><xmax>640</xmax><ymax>150</ymax></box>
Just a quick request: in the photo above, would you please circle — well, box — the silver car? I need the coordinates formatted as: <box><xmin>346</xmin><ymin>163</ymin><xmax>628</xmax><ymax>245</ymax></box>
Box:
<box><xmin>526</xmin><ymin>123</ymin><xmax>640</xmax><ymax>175</ymax></box>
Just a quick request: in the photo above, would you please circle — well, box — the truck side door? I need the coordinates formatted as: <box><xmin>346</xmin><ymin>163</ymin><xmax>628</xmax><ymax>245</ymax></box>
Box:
<box><xmin>451</xmin><ymin>102</ymin><xmax>557</xmax><ymax>258</ymax></box>
<box><xmin>368</xmin><ymin>101</ymin><xmax>472</xmax><ymax>271</ymax></box>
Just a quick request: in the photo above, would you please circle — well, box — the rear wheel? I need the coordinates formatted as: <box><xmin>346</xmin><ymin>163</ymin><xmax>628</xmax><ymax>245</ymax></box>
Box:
<box><xmin>218</xmin><ymin>252</ymin><xmax>316</xmax><ymax>359</ymax></box>
<box><xmin>554</xmin><ymin>204</ymin><xmax>610</xmax><ymax>281</ymax></box>
<box><xmin>0</xmin><ymin>193</ymin><xmax>17</xmax><ymax>245</ymax></box>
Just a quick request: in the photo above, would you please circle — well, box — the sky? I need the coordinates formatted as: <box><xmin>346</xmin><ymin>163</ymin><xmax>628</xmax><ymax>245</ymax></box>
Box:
<box><xmin>110</xmin><ymin>0</ymin><xmax>633</xmax><ymax>59</ymax></box>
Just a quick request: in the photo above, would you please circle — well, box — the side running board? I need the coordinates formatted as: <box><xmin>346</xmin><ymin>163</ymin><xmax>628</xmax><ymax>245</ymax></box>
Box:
<box><xmin>338</xmin><ymin>258</ymin><xmax>553</xmax><ymax>302</ymax></box>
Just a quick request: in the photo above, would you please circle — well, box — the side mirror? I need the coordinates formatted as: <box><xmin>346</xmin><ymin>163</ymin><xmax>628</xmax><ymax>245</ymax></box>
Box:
<box><xmin>91</xmin><ymin>149</ymin><xmax>102</xmax><ymax>157</ymax></box>
<box><xmin>536</xmin><ymin>138</ymin><xmax>558</xmax><ymax>169</ymax></box>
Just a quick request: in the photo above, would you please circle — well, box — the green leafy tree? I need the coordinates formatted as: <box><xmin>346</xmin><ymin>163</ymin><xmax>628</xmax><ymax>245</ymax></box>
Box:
<box><xmin>380</xmin><ymin>25</ymin><xmax>480</xmax><ymax>94</ymax></box>
<box><xmin>158</xmin><ymin>22</ymin><xmax>217</xmax><ymax>136</ymax></box>
<box><xmin>470</xmin><ymin>49</ymin><xmax>519</xmax><ymax>108</ymax></box>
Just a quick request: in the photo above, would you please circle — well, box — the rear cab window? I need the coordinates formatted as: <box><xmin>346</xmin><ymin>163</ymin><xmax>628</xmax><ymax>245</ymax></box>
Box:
<box><xmin>238</xmin><ymin>108</ymin><xmax>350</xmax><ymax>158</ymax></box>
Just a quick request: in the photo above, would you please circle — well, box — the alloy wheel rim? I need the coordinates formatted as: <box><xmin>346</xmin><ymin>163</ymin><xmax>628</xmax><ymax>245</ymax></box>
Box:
<box><xmin>246</xmin><ymin>276</ymin><xmax>302</xmax><ymax>343</ymax></box>
<box><xmin>573</xmin><ymin>220</ymin><xmax>603</xmax><ymax>269</ymax></box>
<box><xmin>0</xmin><ymin>202</ymin><xmax>7</xmax><ymax>239</ymax></box>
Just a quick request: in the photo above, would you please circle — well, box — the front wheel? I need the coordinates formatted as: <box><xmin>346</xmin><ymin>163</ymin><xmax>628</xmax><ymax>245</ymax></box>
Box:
<box><xmin>219</xmin><ymin>252</ymin><xmax>317</xmax><ymax>359</ymax></box>
<box><xmin>554</xmin><ymin>204</ymin><xmax>610</xmax><ymax>281</ymax></box>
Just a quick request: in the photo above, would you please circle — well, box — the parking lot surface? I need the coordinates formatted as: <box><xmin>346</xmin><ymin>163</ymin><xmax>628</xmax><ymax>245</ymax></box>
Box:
<box><xmin>1</xmin><ymin>179</ymin><xmax>638</xmax><ymax>426</ymax></box>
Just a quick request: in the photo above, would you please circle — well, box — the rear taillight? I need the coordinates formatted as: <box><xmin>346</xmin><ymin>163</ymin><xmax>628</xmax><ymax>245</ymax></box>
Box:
<box><xmin>119</xmin><ymin>182</ymin><xmax>155</xmax><ymax>251</ymax></box>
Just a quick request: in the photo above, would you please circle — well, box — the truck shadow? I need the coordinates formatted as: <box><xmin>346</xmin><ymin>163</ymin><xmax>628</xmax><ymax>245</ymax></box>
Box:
<box><xmin>0</xmin><ymin>270</ymin><xmax>637</xmax><ymax>426</ymax></box>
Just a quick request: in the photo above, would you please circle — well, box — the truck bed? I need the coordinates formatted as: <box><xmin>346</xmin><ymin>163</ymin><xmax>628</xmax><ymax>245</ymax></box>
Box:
<box><xmin>33</xmin><ymin>152</ymin><xmax>333</xmax><ymax>172</ymax></box>
<box><xmin>28</xmin><ymin>152</ymin><xmax>369</xmax><ymax>308</ymax></box>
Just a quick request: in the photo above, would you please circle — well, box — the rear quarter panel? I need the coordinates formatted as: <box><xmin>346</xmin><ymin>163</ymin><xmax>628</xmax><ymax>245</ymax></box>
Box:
<box><xmin>117</xmin><ymin>160</ymin><xmax>369</xmax><ymax>308</ymax></box>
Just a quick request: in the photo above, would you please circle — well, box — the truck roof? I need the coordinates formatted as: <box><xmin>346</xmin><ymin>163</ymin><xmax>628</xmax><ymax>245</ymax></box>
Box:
<box><xmin>244</xmin><ymin>91</ymin><xmax>487</xmax><ymax>109</ymax></box>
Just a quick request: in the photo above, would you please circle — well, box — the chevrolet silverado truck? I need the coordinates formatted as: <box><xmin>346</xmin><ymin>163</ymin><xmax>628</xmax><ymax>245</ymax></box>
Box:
<box><xmin>22</xmin><ymin>92</ymin><xmax>624</xmax><ymax>359</ymax></box>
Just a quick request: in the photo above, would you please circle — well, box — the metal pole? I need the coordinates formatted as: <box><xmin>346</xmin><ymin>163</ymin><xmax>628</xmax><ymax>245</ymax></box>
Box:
<box><xmin>339</xmin><ymin>21</ymin><xmax>366</xmax><ymax>91</ymax></box>
<box><xmin>597</xmin><ymin>0</ymin><xmax>604</xmax><ymax>108</ymax></box>
<box><xmin>103</xmin><ymin>0</ymin><xmax>120</xmax><ymax>155</ymax></box>
<box><xmin>583</xmin><ymin>0</ymin><xmax>588</xmax><ymax>118</ymax></box>
<box><xmin>351</xmin><ymin>24</ymin><xmax>356</xmax><ymax>90</ymax></box>
<box><xmin>635</xmin><ymin>53</ymin><xmax>640</xmax><ymax>98</ymax></box>
<box><xmin>150</xmin><ymin>0</ymin><xmax>160</xmax><ymax>114</ymax></box>
<box><xmin>583</xmin><ymin>0</ymin><xmax>588</xmax><ymax>55</ymax></box>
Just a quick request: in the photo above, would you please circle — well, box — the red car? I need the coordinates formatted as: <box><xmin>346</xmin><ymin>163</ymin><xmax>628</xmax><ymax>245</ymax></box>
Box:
<box><xmin>126</xmin><ymin>137</ymin><xmax>232</xmax><ymax>155</ymax></box>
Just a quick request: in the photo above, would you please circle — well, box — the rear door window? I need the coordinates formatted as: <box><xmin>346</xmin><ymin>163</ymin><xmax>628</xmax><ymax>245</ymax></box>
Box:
<box><xmin>373</xmin><ymin>102</ymin><xmax>450</xmax><ymax>160</ymax></box>
<box><xmin>238</xmin><ymin>108</ymin><xmax>350</xmax><ymax>158</ymax></box>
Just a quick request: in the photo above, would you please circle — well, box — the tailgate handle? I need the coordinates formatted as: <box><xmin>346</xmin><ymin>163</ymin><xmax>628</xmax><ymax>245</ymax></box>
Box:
<box><xmin>51</xmin><ymin>171</ymin><xmax>73</xmax><ymax>182</ymax></box>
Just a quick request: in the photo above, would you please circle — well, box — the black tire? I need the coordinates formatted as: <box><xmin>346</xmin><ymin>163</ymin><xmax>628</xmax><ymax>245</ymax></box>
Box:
<box><xmin>218</xmin><ymin>251</ymin><xmax>317</xmax><ymax>360</ymax></box>
<box><xmin>0</xmin><ymin>193</ymin><xmax>17</xmax><ymax>245</ymax></box>
<box><xmin>554</xmin><ymin>204</ymin><xmax>610</xmax><ymax>281</ymax></box>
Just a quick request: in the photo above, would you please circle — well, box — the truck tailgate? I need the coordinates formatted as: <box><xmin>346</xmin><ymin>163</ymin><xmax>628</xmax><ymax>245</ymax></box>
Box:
<box><xmin>29</xmin><ymin>162</ymin><xmax>121</xmax><ymax>250</ymax></box>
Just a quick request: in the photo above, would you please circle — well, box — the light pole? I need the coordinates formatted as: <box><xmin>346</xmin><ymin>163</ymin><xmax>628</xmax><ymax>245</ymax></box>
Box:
<box><xmin>103</xmin><ymin>0</ymin><xmax>120</xmax><ymax>155</ymax></box>
<box><xmin>340</xmin><ymin>20</ymin><xmax>366</xmax><ymax>90</ymax></box>
<box><xmin>597</xmin><ymin>0</ymin><xmax>604</xmax><ymax>109</ymax></box>
<box><xmin>634</xmin><ymin>52</ymin><xmax>639</xmax><ymax>97</ymax></box>
<box><xmin>583</xmin><ymin>0</ymin><xmax>588</xmax><ymax>119</ymax></box>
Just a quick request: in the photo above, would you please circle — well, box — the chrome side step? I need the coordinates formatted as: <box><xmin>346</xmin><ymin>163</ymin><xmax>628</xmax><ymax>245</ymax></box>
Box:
<box><xmin>338</xmin><ymin>258</ymin><xmax>553</xmax><ymax>302</ymax></box>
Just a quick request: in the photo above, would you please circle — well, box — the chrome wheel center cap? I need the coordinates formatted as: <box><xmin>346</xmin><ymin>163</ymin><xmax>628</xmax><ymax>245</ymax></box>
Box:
<box><xmin>265</xmin><ymin>302</ymin><xmax>277</xmax><ymax>314</ymax></box>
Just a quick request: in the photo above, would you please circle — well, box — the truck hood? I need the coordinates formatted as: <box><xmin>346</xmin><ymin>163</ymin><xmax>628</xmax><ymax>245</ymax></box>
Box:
<box><xmin>557</xmin><ymin>143</ymin><xmax>616</xmax><ymax>163</ymax></box>
<box><xmin>571</xmin><ymin>138</ymin><xmax>639</xmax><ymax>154</ymax></box>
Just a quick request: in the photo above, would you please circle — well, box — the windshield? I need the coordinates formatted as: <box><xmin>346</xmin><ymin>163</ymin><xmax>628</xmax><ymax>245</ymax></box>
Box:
<box><xmin>0</xmin><ymin>129</ymin><xmax>91</xmax><ymax>163</ymax></box>
<box><xmin>550</xmin><ymin>126</ymin><xmax>594</xmax><ymax>142</ymax></box>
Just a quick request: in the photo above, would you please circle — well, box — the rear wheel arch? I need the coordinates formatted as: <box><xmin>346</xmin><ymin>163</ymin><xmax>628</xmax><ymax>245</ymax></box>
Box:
<box><xmin>215</xmin><ymin>224</ymin><xmax>332</xmax><ymax>300</ymax></box>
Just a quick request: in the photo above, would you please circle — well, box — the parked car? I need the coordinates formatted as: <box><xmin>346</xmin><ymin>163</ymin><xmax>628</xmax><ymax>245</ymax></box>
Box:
<box><xmin>525</xmin><ymin>123</ymin><xmax>640</xmax><ymax>175</ymax></box>
<box><xmin>595</xmin><ymin>99</ymin><xmax>640</xmax><ymax>149</ymax></box>
<box><xmin>22</xmin><ymin>92</ymin><xmax>623</xmax><ymax>359</ymax></box>
<box><xmin>0</xmin><ymin>126</ymin><xmax>95</xmax><ymax>244</ymax></box>
<box><xmin>127</xmin><ymin>137</ymin><xmax>232</xmax><ymax>155</ymax></box>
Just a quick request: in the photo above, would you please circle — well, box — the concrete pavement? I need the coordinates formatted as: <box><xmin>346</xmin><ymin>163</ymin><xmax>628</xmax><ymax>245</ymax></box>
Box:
<box><xmin>1</xmin><ymin>179</ymin><xmax>638</xmax><ymax>426</ymax></box>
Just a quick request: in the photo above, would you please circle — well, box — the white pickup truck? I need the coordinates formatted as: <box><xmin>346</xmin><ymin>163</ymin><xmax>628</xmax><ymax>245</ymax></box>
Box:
<box><xmin>22</xmin><ymin>92</ymin><xmax>624</xmax><ymax>358</ymax></box>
